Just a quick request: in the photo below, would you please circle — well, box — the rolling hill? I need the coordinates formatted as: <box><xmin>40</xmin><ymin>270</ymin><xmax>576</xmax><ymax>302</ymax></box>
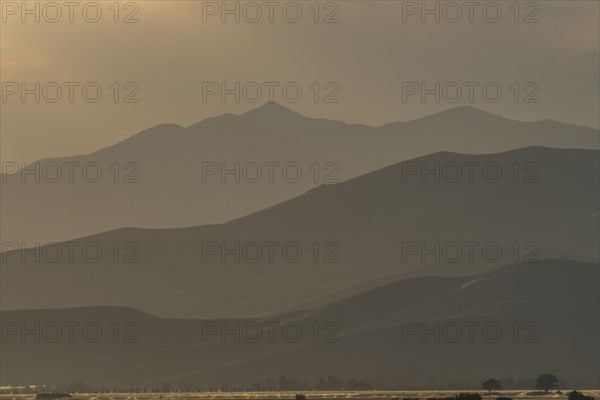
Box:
<box><xmin>1</xmin><ymin>260</ymin><xmax>597</xmax><ymax>387</ymax></box>
<box><xmin>2</xmin><ymin>103</ymin><xmax>598</xmax><ymax>245</ymax></box>
<box><xmin>1</xmin><ymin>147</ymin><xmax>598</xmax><ymax>318</ymax></box>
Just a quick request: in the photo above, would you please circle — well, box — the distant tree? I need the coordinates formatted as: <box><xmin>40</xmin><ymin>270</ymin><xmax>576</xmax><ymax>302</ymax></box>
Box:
<box><xmin>500</xmin><ymin>377</ymin><xmax>516</xmax><ymax>390</ymax></box>
<box><xmin>535</xmin><ymin>374</ymin><xmax>559</xmax><ymax>392</ymax></box>
<box><xmin>482</xmin><ymin>379</ymin><xmax>502</xmax><ymax>393</ymax></box>
<box><xmin>316</xmin><ymin>377</ymin><xmax>326</xmax><ymax>390</ymax></box>
<box><xmin>278</xmin><ymin>375</ymin><xmax>287</xmax><ymax>390</ymax></box>
<box><xmin>327</xmin><ymin>374</ymin><xmax>342</xmax><ymax>390</ymax></box>
<box><xmin>316</xmin><ymin>375</ymin><xmax>341</xmax><ymax>390</ymax></box>
<box><xmin>265</xmin><ymin>378</ymin><xmax>276</xmax><ymax>391</ymax></box>
<box><xmin>160</xmin><ymin>381</ymin><xmax>172</xmax><ymax>393</ymax></box>
<box><xmin>345</xmin><ymin>377</ymin><xmax>371</xmax><ymax>391</ymax></box>
<box><xmin>568</xmin><ymin>391</ymin><xmax>593</xmax><ymax>400</ymax></box>
<box><xmin>248</xmin><ymin>381</ymin><xmax>264</xmax><ymax>392</ymax></box>
<box><xmin>346</xmin><ymin>378</ymin><xmax>359</xmax><ymax>390</ymax></box>
<box><xmin>295</xmin><ymin>394</ymin><xmax>306</xmax><ymax>400</ymax></box>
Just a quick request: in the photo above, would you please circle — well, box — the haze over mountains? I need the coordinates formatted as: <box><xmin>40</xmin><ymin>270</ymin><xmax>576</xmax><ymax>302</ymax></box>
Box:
<box><xmin>1</xmin><ymin>147</ymin><xmax>598</xmax><ymax>318</ymax></box>
<box><xmin>2</xmin><ymin>103</ymin><xmax>599</xmax><ymax>245</ymax></box>
<box><xmin>0</xmin><ymin>105</ymin><xmax>598</xmax><ymax>389</ymax></box>
<box><xmin>2</xmin><ymin>260</ymin><xmax>597</xmax><ymax>387</ymax></box>
<box><xmin>3</xmin><ymin>0</ymin><xmax>599</xmax><ymax>390</ymax></box>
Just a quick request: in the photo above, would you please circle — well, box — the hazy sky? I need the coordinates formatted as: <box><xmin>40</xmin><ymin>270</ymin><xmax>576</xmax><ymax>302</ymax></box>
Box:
<box><xmin>1</xmin><ymin>0</ymin><xmax>599</xmax><ymax>163</ymax></box>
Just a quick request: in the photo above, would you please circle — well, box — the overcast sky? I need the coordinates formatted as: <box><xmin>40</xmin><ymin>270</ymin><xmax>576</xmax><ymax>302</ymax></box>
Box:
<box><xmin>1</xmin><ymin>0</ymin><xmax>599</xmax><ymax>163</ymax></box>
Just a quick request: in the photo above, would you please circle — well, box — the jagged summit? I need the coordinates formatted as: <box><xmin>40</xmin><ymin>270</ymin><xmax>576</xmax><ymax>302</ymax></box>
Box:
<box><xmin>255</xmin><ymin>100</ymin><xmax>292</xmax><ymax>112</ymax></box>
<box><xmin>418</xmin><ymin>105</ymin><xmax>503</xmax><ymax>122</ymax></box>
<box><xmin>244</xmin><ymin>103</ymin><xmax>499</xmax><ymax>123</ymax></box>
<box><xmin>240</xmin><ymin>101</ymin><xmax>303</xmax><ymax>118</ymax></box>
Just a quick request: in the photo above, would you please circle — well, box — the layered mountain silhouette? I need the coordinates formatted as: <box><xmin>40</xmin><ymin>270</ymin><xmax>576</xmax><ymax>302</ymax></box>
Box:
<box><xmin>1</xmin><ymin>105</ymin><xmax>598</xmax><ymax>389</ymax></box>
<box><xmin>2</xmin><ymin>260</ymin><xmax>597</xmax><ymax>387</ymax></box>
<box><xmin>1</xmin><ymin>147</ymin><xmax>598</xmax><ymax>318</ymax></box>
<box><xmin>2</xmin><ymin>104</ymin><xmax>599</xmax><ymax>245</ymax></box>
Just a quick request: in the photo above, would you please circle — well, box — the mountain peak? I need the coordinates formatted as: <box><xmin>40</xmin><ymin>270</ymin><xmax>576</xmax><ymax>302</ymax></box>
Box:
<box><xmin>433</xmin><ymin>105</ymin><xmax>501</xmax><ymax>119</ymax></box>
<box><xmin>241</xmin><ymin>101</ymin><xmax>303</xmax><ymax>119</ymax></box>
<box><xmin>258</xmin><ymin>101</ymin><xmax>291</xmax><ymax>112</ymax></box>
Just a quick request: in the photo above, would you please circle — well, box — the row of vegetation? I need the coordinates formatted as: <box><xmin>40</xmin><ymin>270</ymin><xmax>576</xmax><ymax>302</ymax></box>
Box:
<box><xmin>480</xmin><ymin>373</ymin><xmax>595</xmax><ymax>399</ymax></box>
<box><xmin>2</xmin><ymin>373</ymin><xmax>596</xmax><ymax>394</ymax></box>
<box><xmin>390</xmin><ymin>392</ymin><xmax>595</xmax><ymax>400</ymax></box>
<box><xmin>482</xmin><ymin>374</ymin><xmax>562</xmax><ymax>393</ymax></box>
<box><xmin>398</xmin><ymin>391</ymin><xmax>595</xmax><ymax>400</ymax></box>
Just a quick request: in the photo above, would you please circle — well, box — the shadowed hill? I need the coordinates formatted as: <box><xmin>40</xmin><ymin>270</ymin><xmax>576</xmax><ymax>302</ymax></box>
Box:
<box><xmin>2</xmin><ymin>104</ymin><xmax>598</xmax><ymax>245</ymax></box>
<box><xmin>1</xmin><ymin>260</ymin><xmax>597</xmax><ymax>387</ymax></box>
<box><xmin>1</xmin><ymin>147</ymin><xmax>598</xmax><ymax>318</ymax></box>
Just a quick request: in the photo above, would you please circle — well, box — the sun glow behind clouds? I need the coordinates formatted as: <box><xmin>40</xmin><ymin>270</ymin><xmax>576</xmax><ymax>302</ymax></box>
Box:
<box><xmin>0</xmin><ymin>1</ymin><xmax>598</xmax><ymax>163</ymax></box>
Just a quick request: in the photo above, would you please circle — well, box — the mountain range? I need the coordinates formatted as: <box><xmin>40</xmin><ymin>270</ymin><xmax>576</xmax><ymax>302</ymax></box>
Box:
<box><xmin>2</xmin><ymin>260</ymin><xmax>597</xmax><ymax>387</ymax></box>
<box><xmin>1</xmin><ymin>146</ymin><xmax>598</xmax><ymax>318</ymax></box>
<box><xmin>2</xmin><ymin>103</ymin><xmax>599</xmax><ymax>245</ymax></box>
<box><xmin>1</xmin><ymin>105</ymin><xmax>598</xmax><ymax>388</ymax></box>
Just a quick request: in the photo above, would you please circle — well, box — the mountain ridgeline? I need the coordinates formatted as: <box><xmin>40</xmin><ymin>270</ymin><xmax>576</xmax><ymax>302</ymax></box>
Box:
<box><xmin>1</xmin><ymin>146</ymin><xmax>598</xmax><ymax>317</ymax></box>
<box><xmin>2</xmin><ymin>104</ymin><xmax>598</xmax><ymax>245</ymax></box>
<box><xmin>1</xmin><ymin>105</ymin><xmax>598</xmax><ymax>389</ymax></box>
<box><xmin>1</xmin><ymin>260</ymin><xmax>598</xmax><ymax>387</ymax></box>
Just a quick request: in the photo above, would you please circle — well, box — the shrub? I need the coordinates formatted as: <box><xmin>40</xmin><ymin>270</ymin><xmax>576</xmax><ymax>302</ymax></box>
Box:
<box><xmin>569</xmin><ymin>391</ymin><xmax>594</xmax><ymax>400</ymax></box>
